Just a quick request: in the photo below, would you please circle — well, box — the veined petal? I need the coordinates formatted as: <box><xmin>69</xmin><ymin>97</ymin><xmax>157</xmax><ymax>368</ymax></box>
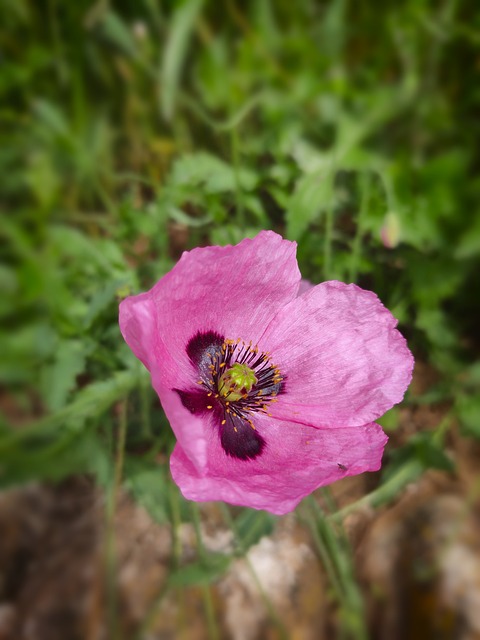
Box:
<box><xmin>119</xmin><ymin>293</ymin><xmax>156</xmax><ymax>371</ymax></box>
<box><xmin>154</xmin><ymin>383</ymin><xmax>210</xmax><ymax>473</ymax></box>
<box><xmin>119</xmin><ymin>231</ymin><xmax>300</xmax><ymax>387</ymax></box>
<box><xmin>259</xmin><ymin>281</ymin><xmax>414</xmax><ymax>427</ymax></box>
<box><xmin>170</xmin><ymin>415</ymin><xmax>387</xmax><ymax>515</ymax></box>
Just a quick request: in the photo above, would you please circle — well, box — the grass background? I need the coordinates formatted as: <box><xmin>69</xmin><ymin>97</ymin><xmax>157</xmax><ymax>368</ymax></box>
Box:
<box><xmin>1</xmin><ymin>0</ymin><xmax>480</xmax><ymax>637</ymax></box>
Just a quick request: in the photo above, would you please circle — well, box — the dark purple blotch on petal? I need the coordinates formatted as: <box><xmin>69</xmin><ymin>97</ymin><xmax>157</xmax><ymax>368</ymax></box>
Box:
<box><xmin>175</xmin><ymin>388</ymin><xmax>265</xmax><ymax>461</ymax></box>
<box><xmin>186</xmin><ymin>330</ymin><xmax>224</xmax><ymax>380</ymax></box>
<box><xmin>175</xmin><ymin>388</ymin><xmax>214</xmax><ymax>415</ymax></box>
<box><xmin>220</xmin><ymin>412</ymin><xmax>265</xmax><ymax>461</ymax></box>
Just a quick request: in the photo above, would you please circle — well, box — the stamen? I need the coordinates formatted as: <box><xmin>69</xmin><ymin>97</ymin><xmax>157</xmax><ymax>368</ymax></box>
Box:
<box><xmin>185</xmin><ymin>332</ymin><xmax>284</xmax><ymax>460</ymax></box>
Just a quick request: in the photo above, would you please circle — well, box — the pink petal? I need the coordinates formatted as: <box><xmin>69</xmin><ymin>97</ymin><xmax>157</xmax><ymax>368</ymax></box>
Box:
<box><xmin>155</xmin><ymin>383</ymin><xmax>209</xmax><ymax>473</ymax></box>
<box><xmin>119</xmin><ymin>231</ymin><xmax>300</xmax><ymax>388</ymax></box>
<box><xmin>170</xmin><ymin>414</ymin><xmax>387</xmax><ymax>515</ymax></box>
<box><xmin>119</xmin><ymin>293</ymin><xmax>156</xmax><ymax>371</ymax></box>
<box><xmin>297</xmin><ymin>278</ymin><xmax>313</xmax><ymax>295</ymax></box>
<box><xmin>259</xmin><ymin>281</ymin><xmax>414</xmax><ymax>427</ymax></box>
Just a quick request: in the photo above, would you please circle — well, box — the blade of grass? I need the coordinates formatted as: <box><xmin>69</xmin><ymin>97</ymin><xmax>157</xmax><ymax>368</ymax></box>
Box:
<box><xmin>219</xmin><ymin>504</ymin><xmax>288</xmax><ymax>640</ymax></box>
<box><xmin>191</xmin><ymin>503</ymin><xmax>221</xmax><ymax>640</ymax></box>
<box><xmin>104</xmin><ymin>398</ymin><xmax>128</xmax><ymax>640</ymax></box>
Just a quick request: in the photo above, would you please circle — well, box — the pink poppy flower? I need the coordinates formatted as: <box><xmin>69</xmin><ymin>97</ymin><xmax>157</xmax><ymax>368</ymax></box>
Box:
<box><xmin>119</xmin><ymin>231</ymin><xmax>413</xmax><ymax>515</ymax></box>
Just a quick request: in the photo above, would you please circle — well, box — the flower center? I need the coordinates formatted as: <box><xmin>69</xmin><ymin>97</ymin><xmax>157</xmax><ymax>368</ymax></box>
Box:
<box><xmin>201</xmin><ymin>337</ymin><xmax>283</xmax><ymax>419</ymax></box>
<box><xmin>219</xmin><ymin>363</ymin><xmax>257</xmax><ymax>401</ymax></box>
<box><xmin>178</xmin><ymin>331</ymin><xmax>286</xmax><ymax>460</ymax></box>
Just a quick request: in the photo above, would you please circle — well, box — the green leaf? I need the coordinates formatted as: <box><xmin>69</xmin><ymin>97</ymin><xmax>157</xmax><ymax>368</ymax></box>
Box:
<box><xmin>98</xmin><ymin>11</ymin><xmax>138</xmax><ymax>58</ymax></box>
<box><xmin>455</xmin><ymin>213</ymin><xmax>480</xmax><ymax>259</ymax></box>
<box><xmin>83</xmin><ymin>279</ymin><xmax>126</xmax><ymax>329</ymax></box>
<box><xmin>286</xmin><ymin>170</ymin><xmax>335</xmax><ymax>240</ymax></box>
<box><xmin>234</xmin><ymin>509</ymin><xmax>275</xmax><ymax>551</ymax></box>
<box><xmin>169</xmin><ymin>206</ymin><xmax>212</xmax><ymax>227</ymax></box>
<box><xmin>168</xmin><ymin>553</ymin><xmax>231</xmax><ymax>587</ymax></box>
<box><xmin>0</xmin><ymin>369</ymin><xmax>143</xmax><ymax>453</ymax></box>
<box><xmin>161</xmin><ymin>0</ymin><xmax>205</xmax><ymax>121</ymax></box>
<box><xmin>456</xmin><ymin>394</ymin><xmax>480</xmax><ymax>437</ymax></box>
<box><xmin>124</xmin><ymin>461</ymin><xmax>169</xmax><ymax>524</ymax></box>
<box><xmin>170</xmin><ymin>152</ymin><xmax>257</xmax><ymax>193</ymax></box>
<box><xmin>32</xmin><ymin>99</ymin><xmax>71</xmax><ymax>140</ymax></box>
<box><xmin>377</xmin><ymin>408</ymin><xmax>400</xmax><ymax>432</ymax></box>
<box><xmin>383</xmin><ymin>432</ymin><xmax>455</xmax><ymax>482</ymax></box>
<box><xmin>0</xmin><ymin>430</ymin><xmax>110</xmax><ymax>489</ymax></box>
<box><xmin>40</xmin><ymin>339</ymin><xmax>92</xmax><ymax>412</ymax></box>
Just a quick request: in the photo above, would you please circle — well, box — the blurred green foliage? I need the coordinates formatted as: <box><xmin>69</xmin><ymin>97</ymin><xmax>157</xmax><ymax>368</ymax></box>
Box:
<box><xmin>1</xmin><ymin>0</ymin><xmax>480</xmax><ymax>565</ymax></box>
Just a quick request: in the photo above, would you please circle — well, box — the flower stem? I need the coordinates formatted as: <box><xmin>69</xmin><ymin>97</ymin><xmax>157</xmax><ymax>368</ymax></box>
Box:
<box><xmin>104</xmin><ymin>398</ymin><xmax>128</xmax><ymax>639</ymax></box>
<box><xmin>191</xmin><ymin>504</ymin><xmax>221</xmax><ymax>640</ymax></box>
<box><xmin>230</xmin><ymin>120</ymin><xmax>245</xmax><ymax>228</ymax></box>
<box><xmin>301</xmin><ymin>497</ymin><xmax>368</xmax><ymax>640</ymax></box>
<box><xmin>323</xmin><ymin>198</ymin><xmax>334</xmax><ymax>279</ymax></box>
<box><xmin>220</xmin><ymin>504</ymin><xmax>288</xmax><ymax>640</ymax></box>
<box><xmin>328</xmin><ymin>460</ymin><xmax>423</xmax><ymax>524</ymax></box>
<box><xmin>349</xmin><ymin>172</ymin><xmax>371</xmax><ymax>283</ymax></box>
<box><xmin>134</xmin><ymin>475</ymin><xmax>182</xmax><ymax>639</ymax></box>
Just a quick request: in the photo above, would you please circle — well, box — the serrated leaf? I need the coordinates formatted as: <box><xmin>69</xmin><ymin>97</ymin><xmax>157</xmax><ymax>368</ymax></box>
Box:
<box><xmin>83</xmin><ymin>279</ymin><xmax>125</xmax><ymax>329</ymax></box>
<box><xmin>0</xmin><ymin>369</ymin><xmax>143</xmax><ymax>453</ymax></box>
<box><xmin>0</xmin><ymin>430</ymin><xmax>110</xmax><ymax>489</ymax></box>
<box><xmin>41</xmin><ymin>339</ymin><xmax>91</xmax><ymax>412</ymax></box>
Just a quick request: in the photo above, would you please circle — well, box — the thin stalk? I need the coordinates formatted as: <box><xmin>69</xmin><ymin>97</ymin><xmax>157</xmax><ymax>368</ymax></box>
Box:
<box><xmin>201</xmin><ymin>586</ymin><xmax>220</xmax><ymax>640</ymax></box>
<box><xmin>104</xmin><ymin>398</ymin><xmax>128</xmax><ymax>640</ymax></box>
<box><xmin>303</xmin><ymin>496</ymin><xmax>368</xmax><ymax>640</ymax></box>
<box><xmin>432</xmin><ymin>413</ymin><xmax>452</xmax><ymax>446</ymax></box>
<box><xmin>323</xmin><ymin>206</ymin><xmax>334</xmax><ymax>279</ymax></box>
<box><xmin>191</xmin><ymin>504</ymin><xmax>220</xmax><ymax>640</ymax></box>
<box><xmin>135</xmin><ymin>477</ymin><xmax>183</xmax><ymax>639</ymax></box>
<box><xmin>230</xmin><ymin>123</ymin><xmax>245</xmax><ymax>228</ymax></box>
<box><xmin>134</xmin><ymin>583</ymin><xmax>170</xmax><ymax>640</ymax></box>
<box><xmin>348</xmin><ymin>172</ymin><xmax>371</xmax><ymax>283</ymax></box>
<box><xmin>328</xmin><ymin>460</ymin><xmax>423</xmax><ymax>524</ymax></box>
<box><xmin>139</xmin><ymin>380</ymin><xmax>153</xmax><ymax>440</ymax></box>
<box><xmin>321</xmin><ymin>487</ymin><xmax>356</xmax><ymax>566</ymax></box>
<box><xmin>299</xmin><ymin>506</ymin><xmax>344</xmax><ymax>599</ymax></box>
<box><xmin>219</xmin><ymin>505</ymin><xmax>288</xmax><ymax>640</ymax></box>
<box><xmin>323</xmin><ymin>165</ymin><xmax>336</xmax><ymax>280</ymax></box>
<box><xmin>327</xmin><ymin>413</ymin><xmax>452</xmax><ymax>522</ymax></box>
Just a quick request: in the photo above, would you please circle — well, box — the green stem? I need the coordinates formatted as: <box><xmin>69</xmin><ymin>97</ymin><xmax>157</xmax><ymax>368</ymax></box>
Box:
<box><xmin>323</xmin><ymin>199</ymin><xmax>334</xmax><ymax>279</ymax></box>
<box><xmin>303</xmin><ymin>497</ymin><xmax>368</xmax><ymax>640</ymax></box>
<box><xmin>105</xmin><ymin>398</ymin><xmax>128</xmax><ymax>640</ymax></box>
<box><xmin>139</xmin><ymin>380</ymin><xmax>153</xmax><ymax>440</ymax></box>
<box><xmin>328</xmin><ymin>460</ymin><xmax>423</xmax><ymax>524</ymax></box>
<box><xmin>134</xmin><ymin>583</ymin><xmax>170</xmax><ymax>640</ymax></box>
<box><xmin>220</xmin><ymin>505</ymin><xmax>288</xmax><ymax>640</ymax></box>
<box><xmin>348</xmin><ymin>172</ymin><xmax>371</xmax><ymax>283</ymax></box>
<box><xmin>201</xmin><ymin>585</ymin><xmax>220</xmax><ymax>640</ymax></box>
<box><xmin>230</xmin><ymin>123</ymin><xmax>245</xmax><ymax>229</ymax></box>
<box><xmin>190</xmin><ymin>503</ymin><xmax>220</xmax><ymax>639</ymax></box>
<box><xmin>134</xmin><ymin>476</ymin><xmax>184</xmax><ymax>639</ymax></box>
